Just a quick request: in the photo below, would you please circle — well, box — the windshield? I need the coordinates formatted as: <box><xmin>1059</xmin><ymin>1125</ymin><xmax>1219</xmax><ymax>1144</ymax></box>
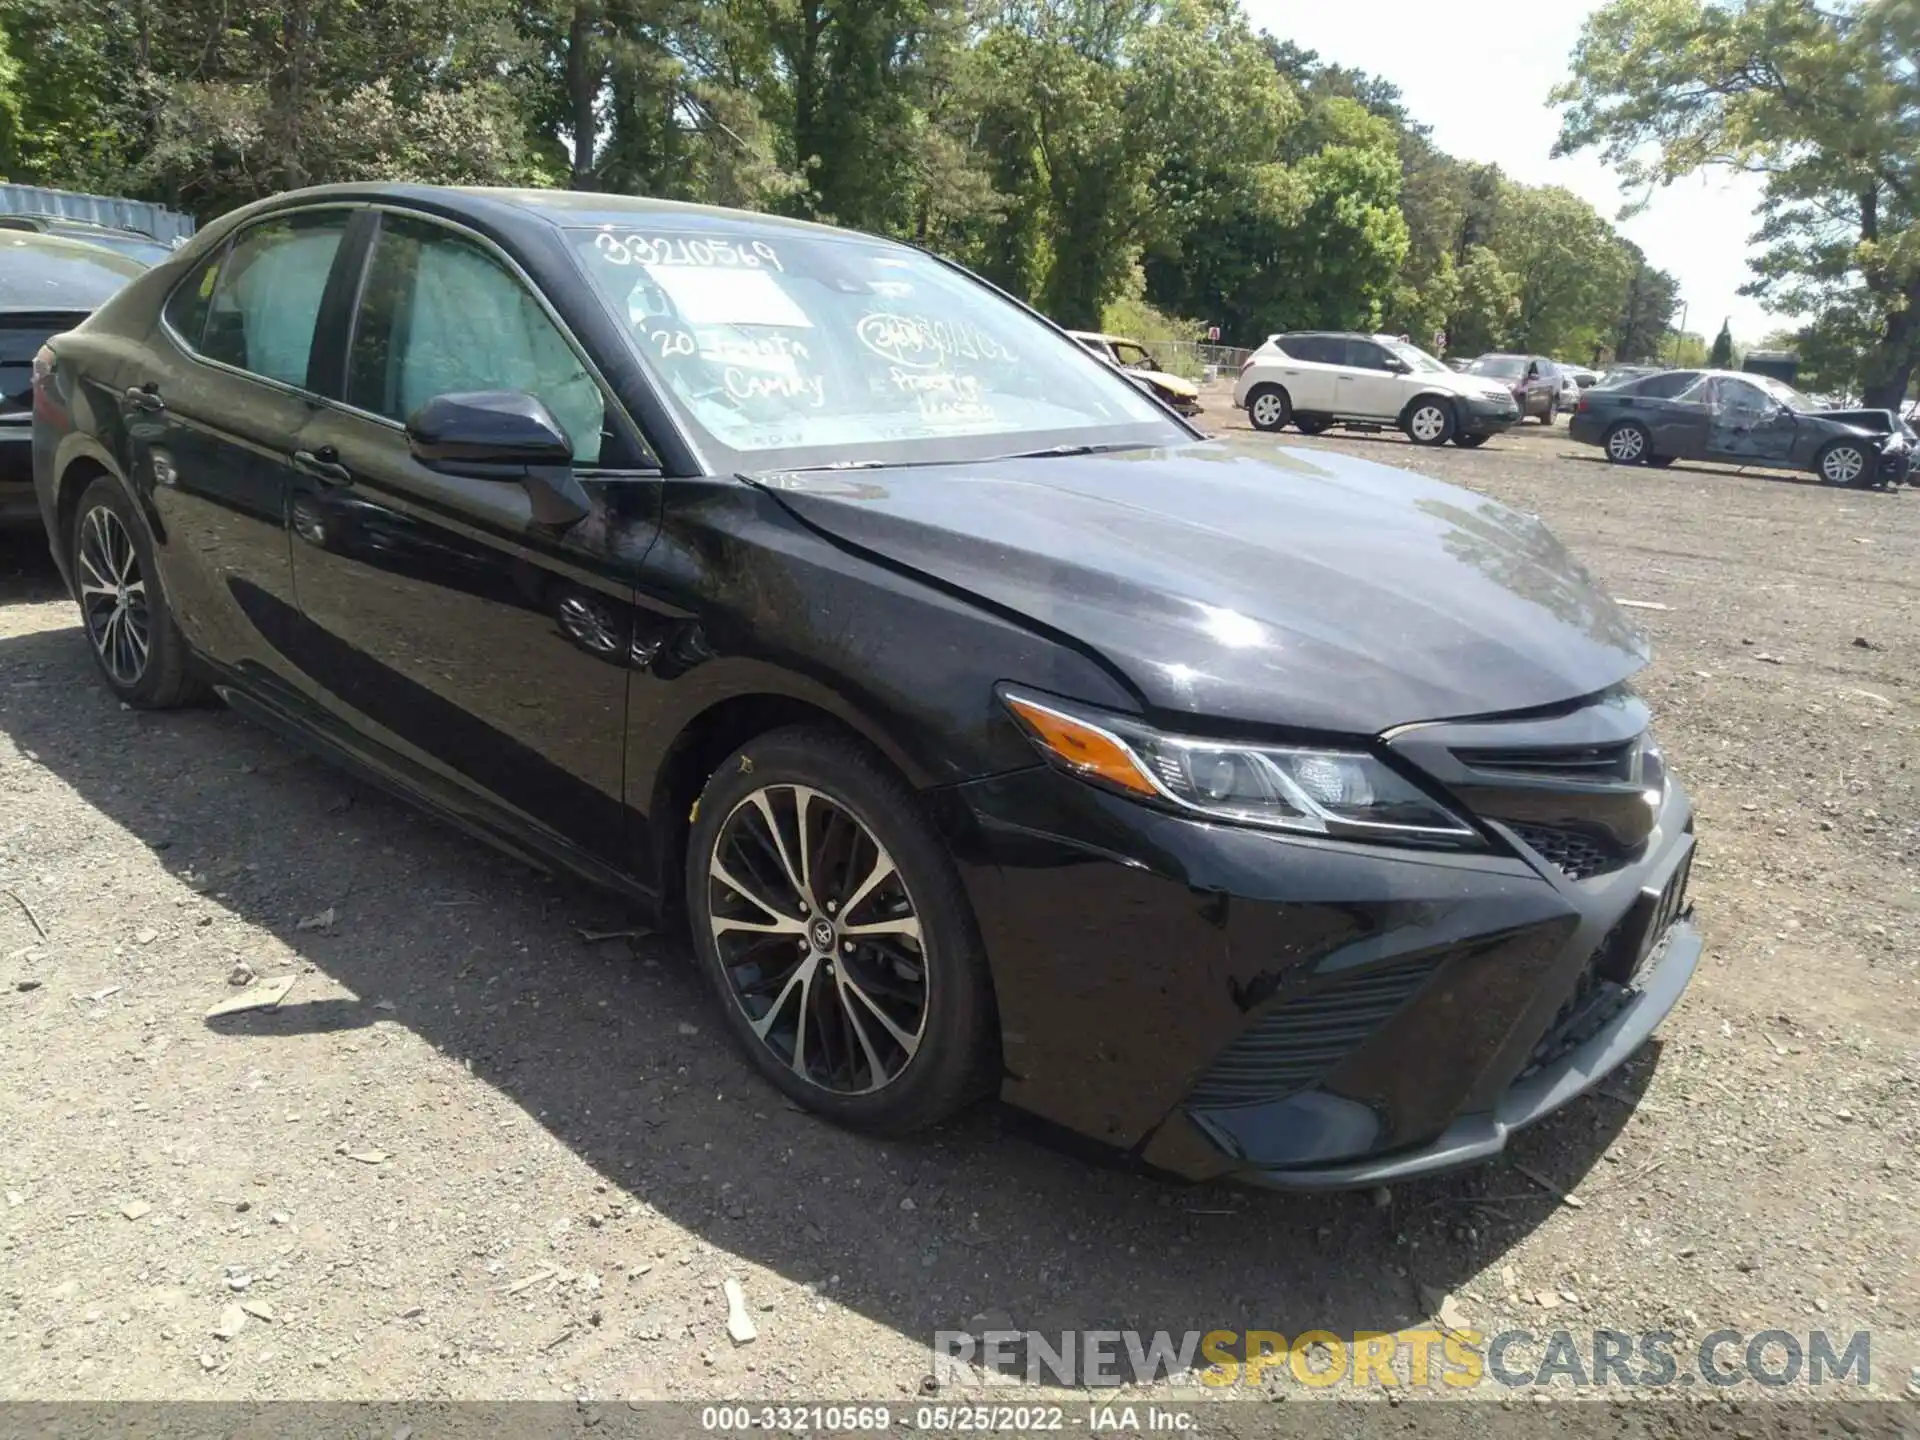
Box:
<box><xmin>0</xmin><ymin>233</ymin><xmax>147</xmax><ymax>309</ymax></box>
<box><xmin>1468</xmin><ymin>355</ymin><xmax>1527</xmax><ymax>379</ymax></box>
<box><xmin>1382</xmin><ymin>340</ymin><xmax>1448</xmax><ymax>374</ymax></box>
<box><xmin>1753</xmin><ymin>375</ymin><xmax>1817</xmax><ymax>411</ymax></box>
<box><xmin>569</xmin><ymin>226</ymin><xmax>1182</xmax><ymax>470</ymax></box>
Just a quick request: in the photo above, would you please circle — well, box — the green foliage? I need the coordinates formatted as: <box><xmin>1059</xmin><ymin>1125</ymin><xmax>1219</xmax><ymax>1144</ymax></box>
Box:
<box><xmin>1100</xmin><ymin>294</ymin><xmax>1205</xmax><ymax>378</ymax></box>
<box><xmin>1556</xmin><ymin>0</ymin><xmax>1920</xmax><ymax>408</ymax></box>
<box><xmin>0</xmin><ymin>0</ymin><xmax>1675</xmax><ymax>376</ymax></box>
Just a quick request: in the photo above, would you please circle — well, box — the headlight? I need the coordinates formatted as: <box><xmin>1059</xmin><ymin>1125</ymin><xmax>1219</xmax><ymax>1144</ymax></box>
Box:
<box><xmin>1001</xmin><ymin>690</ymin><xmax>1481</xmax><ymax>847</ymax></box>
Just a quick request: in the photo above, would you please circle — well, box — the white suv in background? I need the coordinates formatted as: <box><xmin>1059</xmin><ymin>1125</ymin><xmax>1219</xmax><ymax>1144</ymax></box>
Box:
<box><xmin>1233</xmin><ymin>332</ymin><xmax>1521</xmax><ymax>447</ymax></box>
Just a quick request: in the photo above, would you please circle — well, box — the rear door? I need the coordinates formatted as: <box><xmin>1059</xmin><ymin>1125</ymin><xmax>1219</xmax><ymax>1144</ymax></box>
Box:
<box><xmin>285</xmin><ymin>209</ymin><xmax>661</xmax><ymax>868</ymax></box>
<box><xmin>134</xmin><ymin>208</ymin><xmax>357</xmax><ymax>695</ymax></box>
<box><xmin>1271</xmin><ymin>335</ymin><xmax>1336</xmax><ymax>410</ymax></box>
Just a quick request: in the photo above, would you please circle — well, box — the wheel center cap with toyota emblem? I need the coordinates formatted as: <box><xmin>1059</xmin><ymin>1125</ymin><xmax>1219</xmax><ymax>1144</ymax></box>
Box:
<box><xmin>809</xmin><ymin>916</ymin><xmax>836</xmax><ymax>952</ymax></box>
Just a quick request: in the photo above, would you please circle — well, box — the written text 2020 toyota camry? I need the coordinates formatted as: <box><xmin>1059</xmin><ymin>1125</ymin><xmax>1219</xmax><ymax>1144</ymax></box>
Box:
<box><xmin>31</xmin><ymin>185</ymin><xmax>1700</xmax><ymax>1188</ymax></box>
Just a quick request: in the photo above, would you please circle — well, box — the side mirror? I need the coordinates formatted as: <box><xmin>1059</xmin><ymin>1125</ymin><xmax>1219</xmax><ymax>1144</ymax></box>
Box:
<box><xmin>406</xmin><ymin>390</ymin><xmax>591</xmax><ymax>529</ymax></box>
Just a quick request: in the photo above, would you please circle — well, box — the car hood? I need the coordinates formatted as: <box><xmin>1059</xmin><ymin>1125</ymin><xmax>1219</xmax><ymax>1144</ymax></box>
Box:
<box><xmin>1434</xmin><ymin>371</ymin><xmax>1516</xmax><ymax>402</ymax></box>
<box><xmin>754</xmin><ymin>439</ymin><xmax>1649</xmax><ymax>734</ymax></box>
<box><xmin>1130</xmin><ymin>367</ymin><xmax>1199</xmax><ymax>399</ymax></box>
<box><xmin>1804</xmin><ymin>407</ymin><xmax>1900</xmax><ymax>437</ymax></box>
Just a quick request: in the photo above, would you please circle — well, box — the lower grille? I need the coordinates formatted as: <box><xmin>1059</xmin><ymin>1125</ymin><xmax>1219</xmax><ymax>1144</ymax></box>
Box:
<box><xmin>1187</xmin><ymin>955</ymin><xmax>1442</xmax><ymax>1107</ymax></box>
<box><xmin>1519</xmin><ymin>850</ymin><xmax>1693</xmax><ymax>1078</ymax></box>
<box><xmin>1510</xmin><ymin>822</ymin><xmax>1626</xmax><ymax>881</ymax></box>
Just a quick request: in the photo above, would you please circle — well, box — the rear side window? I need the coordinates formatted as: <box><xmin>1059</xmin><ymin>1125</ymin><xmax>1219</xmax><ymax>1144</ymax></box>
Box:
<box><xmin>1280</xmin><ymin>335</ymin><xmax>1331</xmax><ymax>363</ymax></box>
<box><xmin>1634</xmin><ymin>371</ymin><xmax>1702</xmax><ymax>400</ymax></box>
<box><xmin>164</xmin><ymin>250</ymin><xmax>224</xmax><ymax>350</ymax></box>
<box><xmin>198</xmin><ymin>211</ymin><xmax>351</xmax><ymax>388</ymax></box>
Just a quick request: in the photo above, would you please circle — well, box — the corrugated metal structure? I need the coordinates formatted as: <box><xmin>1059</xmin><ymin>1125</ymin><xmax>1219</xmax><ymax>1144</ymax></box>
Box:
<box><xmin>0</xmin><ymin>184</ymin><xmax>197</xmax><ymax>244</ymax></box>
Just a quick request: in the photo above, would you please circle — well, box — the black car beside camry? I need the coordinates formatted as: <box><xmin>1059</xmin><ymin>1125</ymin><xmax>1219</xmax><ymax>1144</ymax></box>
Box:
<box><xmin>1569</xmin><ymin>367</ymin><xmax>1918</xmax><ymax>485</ymax></box>
<box><xmin>31</xmin><ymin>184</ymin><xmax>1700</xmax><ymax>1188</ymax></box>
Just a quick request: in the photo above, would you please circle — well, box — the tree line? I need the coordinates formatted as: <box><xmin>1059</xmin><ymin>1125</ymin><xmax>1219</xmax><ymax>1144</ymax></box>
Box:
<box><xmin>0</xmin><ymin>0</ymin><xmax>1820</xmax><ymax>376</ymax></box>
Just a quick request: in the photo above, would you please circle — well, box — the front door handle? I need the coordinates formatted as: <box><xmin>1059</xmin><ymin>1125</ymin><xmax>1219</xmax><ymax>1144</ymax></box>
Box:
<box><xmin>292</xmin><ymin>446</ymin><xmax>351</xmax><ymax>486</ymax></box>
<box><xmin>124</xmin><ymin>383</ymin><xmax>165</xmax><ymax>414</ymax></box>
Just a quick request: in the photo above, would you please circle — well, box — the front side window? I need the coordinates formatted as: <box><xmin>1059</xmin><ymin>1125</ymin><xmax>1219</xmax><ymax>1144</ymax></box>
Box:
<box><xmin>1110</xmin><ymin>341</ymin><xmax>1153</xmax><ymax>368</ymax></box>
<box><xmin>199</xmin><ymin>212</ymin><xmax>350</xmax><ymax>388</ymax></box>
<box><xmin>569</xmin><ymin>226</ymin><xmax>1179</xmax><ymax>470</ymax></box>
<box><xmin>1710</xmin><ymin>377</ymin><xmax>1775</xmax><ymax>418</ymax></box>
<box><xmin>349</xmin><ymin>216</ymin><xmax>610</xmax><ymax>466</ymax></box>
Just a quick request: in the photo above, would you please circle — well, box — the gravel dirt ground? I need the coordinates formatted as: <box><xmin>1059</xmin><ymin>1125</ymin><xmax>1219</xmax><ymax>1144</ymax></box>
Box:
<box><xmin>0</xmin><ymin>399</ymin><xmax>1915</xmax><ymax>1409</ymax></box>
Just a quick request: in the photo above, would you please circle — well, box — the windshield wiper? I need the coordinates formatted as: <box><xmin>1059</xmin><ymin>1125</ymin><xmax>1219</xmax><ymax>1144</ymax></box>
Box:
<box><xmin>992</xmin><ymin>441</ymin><xmax>1152</xmax><ymax>460</ymax></box>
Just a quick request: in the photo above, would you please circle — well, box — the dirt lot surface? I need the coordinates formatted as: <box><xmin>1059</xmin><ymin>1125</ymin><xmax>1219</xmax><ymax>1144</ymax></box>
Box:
<box><xmin>0</xmin><ymin>404</ymin><xmax>1916</xmax><ymax>1410</ymax></box>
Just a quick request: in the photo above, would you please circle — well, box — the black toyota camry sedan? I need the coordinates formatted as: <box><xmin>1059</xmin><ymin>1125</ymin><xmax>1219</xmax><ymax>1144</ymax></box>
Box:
<box><xmin>31</xmin><ymin>184</ymin><xmax>1699</xmax><ymax>1188</ymax></box>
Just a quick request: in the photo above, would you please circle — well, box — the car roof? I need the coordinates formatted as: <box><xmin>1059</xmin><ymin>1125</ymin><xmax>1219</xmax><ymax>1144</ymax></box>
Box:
<box><xmin>234</xmin><ymin>182</ymin><xmax>874</xmax><ymax>243</ymax></box>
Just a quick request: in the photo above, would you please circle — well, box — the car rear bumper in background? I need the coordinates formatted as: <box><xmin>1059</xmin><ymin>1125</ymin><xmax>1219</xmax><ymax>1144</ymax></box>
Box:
<box><xmin>1567</xmin><ymin>413</ymin><xmax>1606</xmax><ymax>447</ymax></box>
<box><xmin>932</xmin><ymin>701</ymin><xmax>1697</xmax><ymax>1188</ymax></box>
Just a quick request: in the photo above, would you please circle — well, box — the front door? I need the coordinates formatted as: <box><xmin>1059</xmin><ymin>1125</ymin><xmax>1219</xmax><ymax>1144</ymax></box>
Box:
<box><xmin>1339</xmin><ymin>338</ymin><xmax>1410</xmax><ymax>419</ymax></box>
<box><xmin>1706</xmin><ymin>377</ymin><xmax>1798</xmax><ymax>465</ymax></box>
<box><xmin>286</xmin><ymin>211</ymin><xmax>663</xmax><ymax>868</ymax></box>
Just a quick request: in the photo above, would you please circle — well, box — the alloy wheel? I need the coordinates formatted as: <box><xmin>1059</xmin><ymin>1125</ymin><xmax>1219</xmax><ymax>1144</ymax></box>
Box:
<box><xmin>556</xmin><ymin>592</ymin><xmax>621</xmax><ymax>655</ymax></box>
<box><xmin>1607</xmin><ymin>426</ymin><xmax>1646</xmax><ymax>463</ymax></box>
<box><xmin>77</xmin><ymin>505</ymin><xmax>150</xmax><ymax>687</ymax></box>
<box><xmin>1409</xmin><ymin>405</ymin><xmax>1448</xmax><ymax>442</ymax></box>
<box><xmin>1250</xmin><ymin>393</ymin><xmax>1285</xmax><ymax>428</ymax></box>
<box><xmin>1821</xmin><ymin>445</ymin><xmax>1865</xmax><ymax>485</ymax></box>
<box><xmin>707</xmin><ymin>784</ymin><xmax>929</xmax><ymax>1095</ymax></box>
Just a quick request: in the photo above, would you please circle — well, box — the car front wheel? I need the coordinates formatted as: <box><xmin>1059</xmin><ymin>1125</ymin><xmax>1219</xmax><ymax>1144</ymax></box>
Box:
<box><xmin>686</xmin><ymin>727</ymin><xmax>997</xmax><ymax>1135</ymax></box>
<box><xmin>70</xmin><ymin>476</ymin><xmax>204</xmax><ymax>708</ymax></box>
<box><xmin>1246</xmin><ymin>385</ymin><xmax>1291</xmax><ymax>432</ymax></box>
<box><xmin>1604</xmin><ymin>422</ymin><xmax>1651</xmax><ymax>465</ymax></box>
<box><xmin>1405</xmin><ymin>399</ymin><xmax>1455</xmax><ymax>446</ymax></box>
<box><xmin>1817</xmin><ymin>441</ymin><xmax>1871</xmax><ymax>487</ymax></box>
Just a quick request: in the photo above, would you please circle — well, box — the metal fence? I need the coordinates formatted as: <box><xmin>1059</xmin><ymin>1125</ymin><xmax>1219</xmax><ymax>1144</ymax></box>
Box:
<box><xmin>0</xmin><ymin>184</ymin><xmax>197</xmax><ymax>244</ymax></box>
<box><xmin>1144</xmin><ymin>341</ymin><xmax>1254</xmax><ymax>383</ymax></box>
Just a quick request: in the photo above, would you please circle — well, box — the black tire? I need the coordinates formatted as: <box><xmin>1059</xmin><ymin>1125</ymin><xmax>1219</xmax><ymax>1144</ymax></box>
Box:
<box><xmin>69</xmin><ymin>475</ymin><xmax>205</xmax><ymax>708</ymax></box>
<box><xmin>1453</xmin><ymin>433</ymin><xmax>1489</xmax><ymax>448</ymax></box>
<box><xmin>1403</xmin><ymin>396</ymin><xmax>1455</xmax><ymax>446</ymax></box>
<box><xmin>1245</xmin><ymin>384</ymin><xmax>1291</xmax><ymax>432</ymax></box>
<box><xmin>685</xmin><ymin>726</ymin><xmax>997</xmax><ymax>1136</ymax></box>
<box><xmin>1815</xmin><ymin>440</ymin><xmax>1872</xmax><ymax>488</ymax></box>
<box><xmin>1293</xmin><ymin>416</ymin><xmax>1331</xmax><ymax>435</ymax></box>
<box><xmin>1604</xmin><ymin>422</ymin><xmax>1651</xmax><ymax>465</ymax></box>
<box><xmin>1645</xmin><ymin>454</ymin><xmax>1675</xmax><ymax>469</ymax></box>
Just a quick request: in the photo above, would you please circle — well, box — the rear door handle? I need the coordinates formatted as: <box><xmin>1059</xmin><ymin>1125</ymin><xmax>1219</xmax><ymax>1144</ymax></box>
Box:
<box><xmin>292</xmin><ymin>446</ymin><xmax>351</xmax><ymax>486</ymax></box>
<box><xmin>124</xmin><ymin>383</ymin><xmax>165</xmax><ymax>414</ymax></box>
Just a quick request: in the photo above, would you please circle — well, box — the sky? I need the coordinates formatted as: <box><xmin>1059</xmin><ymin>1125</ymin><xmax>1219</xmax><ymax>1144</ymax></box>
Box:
<box><xmin>1241</xmin><ymin>0</ymin><xmax>1785</xmax><ymax>346</ymax></box>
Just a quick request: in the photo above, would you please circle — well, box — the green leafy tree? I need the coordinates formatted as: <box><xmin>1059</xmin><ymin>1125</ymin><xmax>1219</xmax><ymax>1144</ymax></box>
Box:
<box><xmin>1615</xmin><ymin>249</ymin><xmax>1680</xmax><ymax>361</ymax></box>
<box><xmin>1446</xmin><ymin>244</ymin><xmax>1518</xmax><ymax>356</ymax></box>
<box><xmin>1555</xmin><ymin>0</ymin><xmax>1920</xmax><ymax>409</ymax></box>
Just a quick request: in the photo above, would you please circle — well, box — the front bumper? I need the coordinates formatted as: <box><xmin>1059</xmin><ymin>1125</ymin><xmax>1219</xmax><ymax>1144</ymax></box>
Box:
<box><xmin>1457</xmin><ymin>394</ymin><xmax>1520</xmax><ymax>436</ymax></box>
<box><xmin>937</xmin><ymin>731</ymin><xmax>1697</xmax><ymax>1188</ymax></box>
<box><xmin>1242</xmin><ymin>911</ymin><xmax>1697</xmax><ymax>1189</ymax></box>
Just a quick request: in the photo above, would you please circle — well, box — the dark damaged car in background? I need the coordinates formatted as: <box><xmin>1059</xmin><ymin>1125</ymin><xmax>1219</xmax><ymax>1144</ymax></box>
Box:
<box><xmin>32</xmin><ymin>184</ymin><xmax>1700</xmax><ymax>1188</ymax></box>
